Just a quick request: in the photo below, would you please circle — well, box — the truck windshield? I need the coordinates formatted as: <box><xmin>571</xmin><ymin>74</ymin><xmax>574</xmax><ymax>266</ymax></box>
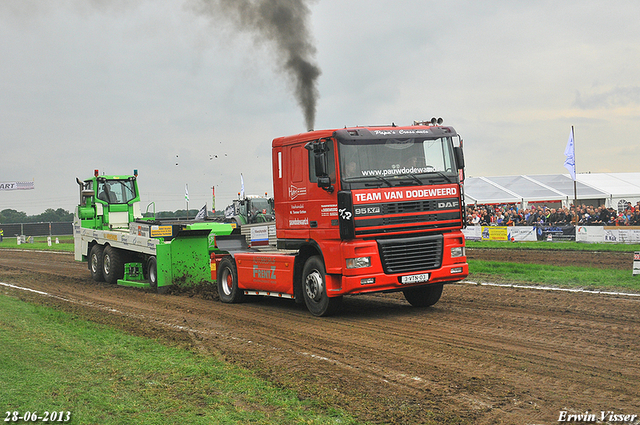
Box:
<box><xmin>338</xmin><ymin>136</ymin><xmax>456</xmax><ymax>187</ymax></box>
<box><xmin>97</xmin><ymin>179</ymin><xmax>137</xmax><ymax>204</ymax></box>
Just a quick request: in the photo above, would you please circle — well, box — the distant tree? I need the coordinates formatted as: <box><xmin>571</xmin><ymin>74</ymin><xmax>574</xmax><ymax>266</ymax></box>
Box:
<box><xmin>142</xmin><ymin>210</ymin><xmax>201</xmax><ymax>219</ymax></box>
<box><xmin>30</xmin><ymin>208</ymin><xmax>74</xmax><ymax>223</ymax></box>
<box><xmin>0</xmin><ymin>209</ymin><xmax>28</xmax><ymax>224</ymax></box>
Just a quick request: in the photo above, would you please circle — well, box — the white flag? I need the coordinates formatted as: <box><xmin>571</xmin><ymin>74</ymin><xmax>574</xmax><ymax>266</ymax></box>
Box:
<box><xmin>185</xmin><ymin>184</ymin><xmax>189</xmax><ymax>202</ymax></box>
<box><xmin>240</xmin><ymin>174</ymin><xmax>245</xmax><ymax>198</ymax></box>
<box><xmin>564</xmin><ymin>128</ymin><xmax>576</xmax><ymax>181</ymax></box>
<box><xmin>194</xmin><ymin>204</ymin><xmax>207</xmax><ymax>221</ymax></box>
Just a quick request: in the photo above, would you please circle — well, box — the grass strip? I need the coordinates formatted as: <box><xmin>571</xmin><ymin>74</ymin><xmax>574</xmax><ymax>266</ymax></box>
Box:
<box><xmin>0</xmin><ymin>295</ymin><xmax>356</xmax><ymax>425</ymax></box>
<box><xmin>468</xmin><ymin>259</ymin><xmax>640</xmax><ymax>292</ymax></box>
<box><xmin>466</xmin><ymin>240</ymin><xmax>640</xmax><ymax>252</ymax></box>
<box><xmin>0</xmin><ymin>236</ymin><xmax>74</xmax><ymax>252</ymax></box>
<box><xmin>3</xmin><ymin>236</ymin><xmax>640</xmax><ymax>254</ymax></box>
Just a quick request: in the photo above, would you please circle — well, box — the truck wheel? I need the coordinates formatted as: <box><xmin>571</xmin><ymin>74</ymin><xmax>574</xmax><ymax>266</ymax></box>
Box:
<box><xmin>102</xmin><ymin>245</ymin><xmax>124</xmax><ymax>285</ymax></box>
<box><xmin>89</xmin><ymin>245</ymin><xmax>104</xmax><ymax>282</ymax></box>
<box><xmin>147</xmin><ymin>256</ymin><xmax>158</xmax><ymax>290</ymax></box>
<box><xmin>402</xmin><ymin>284</ymin><xmax>443</xmax><ymax>307</ymax></box>
<box><xmin>302</xmin><ymin>256</ymin><xmax>342</xmax><ymax>317</ymax></box>
<box><xmin>217</xmin><ymin>256</ymin><xmax>245</xmax><ymax>303</ymax></box>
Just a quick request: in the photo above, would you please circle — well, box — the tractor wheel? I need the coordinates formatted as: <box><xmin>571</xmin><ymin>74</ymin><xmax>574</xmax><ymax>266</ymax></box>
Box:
<box><xmin>402</xmin><ymin>284</ymin><xmax>444</xmax><ymax>307</ymax></box>
<box><xmin>217</xmin><ymin>256</ymin><xmax>245</xmax><ymax>303</ymax></box>
<box><xmin>102</xmin><ymin>245</ymin><xmax>124</xmax><ymax>285</ymax></box>
<box><xmin>89</xmin><ymin>245</ymin><xmax>104</xmax><ymax>282</ymax></box>
<box><xmin>301</xmin><ymin>256</ymin><xmax>342</xmax><ymax>317</ymax></box>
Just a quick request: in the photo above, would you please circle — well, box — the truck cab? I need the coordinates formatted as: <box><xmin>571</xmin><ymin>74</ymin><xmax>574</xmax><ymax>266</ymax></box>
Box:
<box><xmin>270</xmin><ymin>122</ymin><xmax>468</xmax><ymax>311</ymax></box>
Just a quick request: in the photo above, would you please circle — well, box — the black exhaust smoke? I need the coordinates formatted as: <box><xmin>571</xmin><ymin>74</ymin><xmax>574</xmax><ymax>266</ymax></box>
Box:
<box><xmin>190</xmin><ymin>0</ymin><xmax>321</xmax><ymax>130</ymax></box>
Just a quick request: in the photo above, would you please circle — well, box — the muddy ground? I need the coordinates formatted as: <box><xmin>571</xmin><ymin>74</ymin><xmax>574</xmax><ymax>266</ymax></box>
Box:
<box><xmin>1</xmin><ymin>248</ymin><xmax>638</xmax><ymax>424</ymax></box>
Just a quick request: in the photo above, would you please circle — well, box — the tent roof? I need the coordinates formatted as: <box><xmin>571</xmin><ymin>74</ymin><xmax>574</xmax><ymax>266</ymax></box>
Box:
<box><xmin>464</xmin><ymin>173</ymin><xmax>640</xmax><ymax>205</ymax></box>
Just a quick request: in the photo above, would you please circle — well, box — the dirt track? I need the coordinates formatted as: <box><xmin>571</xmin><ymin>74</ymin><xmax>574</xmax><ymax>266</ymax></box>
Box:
<box><xmin>1</xmin><ymin>248</ymin><xmax>639</xmax><ymax>424</ymax></box>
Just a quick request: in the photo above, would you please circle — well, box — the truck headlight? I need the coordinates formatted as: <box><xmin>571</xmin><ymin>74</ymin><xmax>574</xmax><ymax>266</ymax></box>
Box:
<box><xmin>450</xmin><ymin>247</ymin><xmax>465</xmax><ymax>258</ymax></box>
<box><xmin>346</xmin><ymin>257</ymin><xmax>371</xmax><ymax>269</ymax></box>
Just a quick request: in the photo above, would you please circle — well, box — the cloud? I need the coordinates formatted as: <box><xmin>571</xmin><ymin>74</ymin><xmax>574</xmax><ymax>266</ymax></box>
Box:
<box><xmin>574</xmin><ymin>86</ymin><xmax>640</xmax><ymax>109</ymax></box>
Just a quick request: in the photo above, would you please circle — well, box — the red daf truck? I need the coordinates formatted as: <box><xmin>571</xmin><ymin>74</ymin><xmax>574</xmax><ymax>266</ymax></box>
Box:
<box><xmin>214</xmin><ymin>120</ymin><xmax>468</xmax><ymax>316</ymax></box>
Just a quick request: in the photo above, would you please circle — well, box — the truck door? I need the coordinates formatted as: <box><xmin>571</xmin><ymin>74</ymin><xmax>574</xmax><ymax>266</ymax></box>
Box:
<box><xmin>307</xmin><ymin>139</ymin><xmax>338</xmax><ymax>235</ymax></box>
<box><xmin>282</xmin><ymin>144</ymin><xmax>310</xmax><ymax>240</ymax></box>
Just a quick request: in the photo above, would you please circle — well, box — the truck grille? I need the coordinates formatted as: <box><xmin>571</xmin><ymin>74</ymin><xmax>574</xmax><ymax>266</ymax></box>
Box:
<box><xmin>353</xmin><ymin>198</ymin><xmax>462</xmax><ymax>237</ymax></box>
<box><xmin>377</xmin><ymin>234</ymin><xmax>443</xmax><ymax>274</ymax></box>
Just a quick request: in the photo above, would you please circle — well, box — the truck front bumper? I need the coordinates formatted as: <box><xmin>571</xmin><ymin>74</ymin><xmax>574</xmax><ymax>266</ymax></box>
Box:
<box><xmin>326</xmin><ymin>262</ymin><xmax>468</xmax><ymax>296</ymax></box>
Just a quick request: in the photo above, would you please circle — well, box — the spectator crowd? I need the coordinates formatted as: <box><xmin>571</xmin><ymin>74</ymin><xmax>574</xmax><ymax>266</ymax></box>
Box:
<box><xmin>466</xmin><ymin>202</ymin><xmax>640</xmax><ymax>227</ymax></box>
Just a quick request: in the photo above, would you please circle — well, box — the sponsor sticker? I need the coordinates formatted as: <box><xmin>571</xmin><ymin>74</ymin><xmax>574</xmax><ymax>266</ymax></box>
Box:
<box><xmin>150</xmin><ymin>225</ymin><xmax>173</xmax><ymax>237</ymax></box>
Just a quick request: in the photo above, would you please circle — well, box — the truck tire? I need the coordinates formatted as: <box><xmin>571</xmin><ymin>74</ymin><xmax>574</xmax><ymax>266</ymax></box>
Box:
<box><xmin>301</xmin><ymin>256</ymin><xmax>342</xmax><ymax>317</ymax></box>
<box><xmin>102</xmin><ymin>245</ymin><xmax>124</xmax><ymax>285</ymax></box>
<box><xmin>402</xmin><ymin>283</ymin><xmax>443</xmax><ymax>307</ymax></box>
<box><xmin>217</xmin><ymin>256</ymin><xmax>245</xmax><ymax>303</ymax></box>
<box><xmin>89</xmin><ymin>245</ymin><xmax>104</xmax><ymax>282</ymax></box>
<box><xmin>147</xmin><ymin>256</ymin><xmax>158</xmax><ymax>290</ymax></box>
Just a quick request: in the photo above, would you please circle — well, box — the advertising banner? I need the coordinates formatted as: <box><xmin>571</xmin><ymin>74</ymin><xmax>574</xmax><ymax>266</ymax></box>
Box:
<box><xmin>465</xmin><ymin>226</ymin><xmax>537</xmax><ymax>241</ymax></box>
<box><xmin>508</xmin><ymin>226</ymin><xmax>538</xmax><ymax>242</ymax></box>
<box><xmin>481</xmin><ymin>226</ymin><xmax>508</xmax><ymax>241</ymax></box>
<box><xmin>0</xmin><ymin>181</ymin><xmax>34</xmax><ymax>191</ymax></box>
<box><xmin>462</xmin><ymin>226</ymin><xmax>482</xmax><ymax>241</ymax></box>
<box><xmin>466</xmin><ymin>225</ymin><xmax>640</xmax><ymax>244</ymax></box>
<box><xmin>603</xmin><ymin>228</ymin><xmax>640</xmax><ymax>244</ymax></box>
<box><xmin>536</xmin><ymin>225</ymin><xmax>576</xmax><ymax>241</ymax></box>
<box><xmin>576</xmin><ymin>226</ymin><xmax>604</xmax><ymax>243</ymax></box>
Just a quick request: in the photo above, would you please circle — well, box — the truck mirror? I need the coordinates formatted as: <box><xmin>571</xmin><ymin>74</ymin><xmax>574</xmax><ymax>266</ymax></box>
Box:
<box><xmin>305</xmin><ymin>139</ymin><xmax>334</xmax><ymax>193</ymax></box>
<box><xmin>317</xmin><ymin>176</ymin><xmax>333</xmax><ymax>192</ymax></box>
<box><xmin>454</xmin><ymin>146</ymin><xmax>465</xmax><ymax>170</ymax></box>
<box><xmin>314</xmin><ymin>152</ymin><xmax>327</xmax><ymax>177</ymax></box>
<box><xmin>304</xmin><ymin>140</ymin><xmax>329</xmax><ymax>177</ymax></box>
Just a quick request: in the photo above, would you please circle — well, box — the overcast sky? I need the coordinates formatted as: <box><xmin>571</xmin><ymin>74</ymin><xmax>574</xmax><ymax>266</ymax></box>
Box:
<box><xmin>1</xmin><ymin>0</ymin><xmax>639</xmax><ymax>215</ymax></box>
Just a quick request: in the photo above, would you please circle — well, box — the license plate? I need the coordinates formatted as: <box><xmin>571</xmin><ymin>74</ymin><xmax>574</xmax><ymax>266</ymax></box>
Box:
<box><xmin>401</xmin><ymin>273</ymin><xmax>430</xmax><ymax>284</ymax></box>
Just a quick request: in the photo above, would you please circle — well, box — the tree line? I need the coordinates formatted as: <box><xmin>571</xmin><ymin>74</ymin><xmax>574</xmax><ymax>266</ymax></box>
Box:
<box><xmin>0</xmin><ymin>208</ymin><xmax>224</xmax><ymax>224</ymax></box>
<box><xmin>0</xmin><ymin>208</ymin><xmax>74</xmax><ymax>224</ymax></box>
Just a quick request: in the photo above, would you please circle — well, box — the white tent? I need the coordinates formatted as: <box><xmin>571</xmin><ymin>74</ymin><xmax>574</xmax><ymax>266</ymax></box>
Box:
<box><xmin>464</xmin><ymin>173</ymin><xmax>640</xmax><ymax>211</ymax></box>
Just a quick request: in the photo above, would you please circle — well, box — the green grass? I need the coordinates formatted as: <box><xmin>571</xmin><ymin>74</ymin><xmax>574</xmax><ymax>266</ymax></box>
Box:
<box><xmin>467</xmin><ymin>260</ymin><xmax>640</xmax><ymax>292</ymax></box>
<box><xmin>466</xmin><ymin>239</ymin><xmax>640</xmax><ymax>252</ymax></box>
<box><xmin>4</xmin><ymin>235</ymin><xmax>639</xmax><ymax>255</ymax></box>
<box><xmin>0</xmin><ymin>295</ymin><xmax>357</xmax><ymax>425</ymax></box>
<box><xmin>0</xmin><ymin>235</ymin><xmax>74</xmax><ymax>252</ymax></box>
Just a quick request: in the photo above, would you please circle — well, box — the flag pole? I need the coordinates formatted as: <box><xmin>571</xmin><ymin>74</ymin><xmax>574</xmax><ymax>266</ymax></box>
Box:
<box><xmin>185</xmin><ymin>184</ymin><xmax>189</xmax><ymax>219</ymax></box>
<box><xmin>572</xmin><ymin>126</ymin><xmax>577</xmax><ymax>207</ymax></box>
<box><xmin>564</xmin><ymin>126</ymin><xmax>577</xmax><ymax>208</ymax></box>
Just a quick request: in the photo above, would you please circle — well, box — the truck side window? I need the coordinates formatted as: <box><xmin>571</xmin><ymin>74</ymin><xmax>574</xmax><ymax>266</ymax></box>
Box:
<box><xmin>309</xmin><ymin>141</ymin><xmax>336</xmax><ymax>183</ymax></box>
